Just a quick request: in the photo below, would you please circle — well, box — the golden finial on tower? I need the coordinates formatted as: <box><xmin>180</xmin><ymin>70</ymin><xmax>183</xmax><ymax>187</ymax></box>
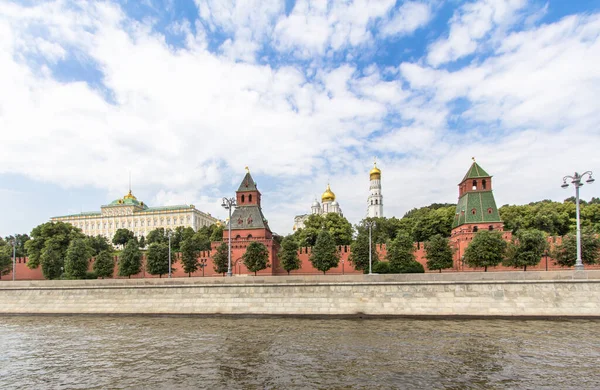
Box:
<box><xmin>472</xmin><ymin>157</ymin><xmax>476</xmax><ymax>162</ymax></box>
<box><xmin>245</xmin><ymin>166</ymin><xmax>249</xmax><ymax>173</ymax></box>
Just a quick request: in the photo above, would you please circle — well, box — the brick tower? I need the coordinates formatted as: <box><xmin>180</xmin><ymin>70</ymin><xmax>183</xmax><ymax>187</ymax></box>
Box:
<box><xmin>219</xmin><ymin>168</ymin><xmax>278</xmax><ymax>275</ymax></box>
<box><xmin>450</xmin><ymin>159</ymin><xmax>509</xmax><ymax>269</ymax></box>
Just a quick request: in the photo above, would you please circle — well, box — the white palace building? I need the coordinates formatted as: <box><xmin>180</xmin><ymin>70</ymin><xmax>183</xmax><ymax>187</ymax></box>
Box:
<box><xmin>51</xmin><ymin>189</ymin><xmax>219</xmax><ymax>240</ymax></box>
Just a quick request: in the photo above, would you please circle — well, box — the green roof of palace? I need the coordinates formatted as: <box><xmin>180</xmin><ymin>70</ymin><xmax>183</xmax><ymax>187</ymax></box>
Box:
<box><xmin>461</xmin><ymin>162</ymin><xmax>491</xmax><ymax>182</ymax></box>
<box><xmin>452</xmin><ymin>191</ymin><xmax>502</xmax><ymax>228</ymax></box>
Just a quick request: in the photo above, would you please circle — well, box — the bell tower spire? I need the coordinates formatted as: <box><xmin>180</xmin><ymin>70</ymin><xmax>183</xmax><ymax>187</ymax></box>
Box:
<box><xmin>367</xmin><ymin>158</ymin><xmax>383</xmax><ymax>218</ymax></box>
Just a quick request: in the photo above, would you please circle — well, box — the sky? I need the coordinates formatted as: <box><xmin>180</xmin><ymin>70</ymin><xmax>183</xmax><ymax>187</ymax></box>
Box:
<box><xmin>1</xmin><ymin>0</ymin><xmax>600</xmax><ymax>237</ymax></box>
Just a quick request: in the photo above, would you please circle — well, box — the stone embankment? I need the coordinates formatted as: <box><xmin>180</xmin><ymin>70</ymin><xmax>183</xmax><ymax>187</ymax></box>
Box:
<box><xmin>1</xmin><ymin>271</ymin><xmax>599</xmax><ymax>317</ymax></box>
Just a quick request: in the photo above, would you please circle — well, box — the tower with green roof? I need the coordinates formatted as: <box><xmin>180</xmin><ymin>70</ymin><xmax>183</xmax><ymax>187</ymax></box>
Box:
<box><xmin>451</xmin><ymin>159</ymin><xmax>504</xmax><ymax>234</ymax></box>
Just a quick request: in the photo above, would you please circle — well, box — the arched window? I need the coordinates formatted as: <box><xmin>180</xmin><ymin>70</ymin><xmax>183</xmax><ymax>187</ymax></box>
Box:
<box><xmin>488</xmin><ymin>225</ymin><xmax>494</xmax><ymax>231</ymax></box>
<box><xmin>482</xmin><ymin>179</ymin><xmax>487</xmax><ymax>190</ymax></box>
<box><xmin>375</xmin><ymin>199</ymin><xmax>378</xmax><ymax>205</ymax></box>
<box><xmin>472</xmin><ymin>180</ymin><xmax>477</xmax><ymax>190</ymax></box>
<box><xmin>371</xmin><ymin>200</ymin><xmax>373</xmax><ymax>205</ymax></box>
<box><xmin>487</xmin><ymin>208</ymin><xmax>493</xmax><ymax>214</ymax></box>
<box><xmin>247</xmin><ymin>234</ymin><xmax>253</xmax><ymax>239</ymax></box>
<box><xmin>249</xmin><ymin>194</ymin><xmax>252</xmax><ymax>202</ymax></box>
<box><xmin>471</xmin><ymin>208</ymin><xmax>477</xmax><ymax>215</ymax></box>
<box><xmin>473</xmin><ymin>226</ymin><xmax>479</xmax><ymax>233</ymax></box>
<box><xmin>236</xmin><ymin>235</ymin><xmax>241</xmax><ymax>239</ymax></box>
<box><xmin>241</xmin><ymin>194</ymin><xmax>245</xmax><ymax>203</ymax></box>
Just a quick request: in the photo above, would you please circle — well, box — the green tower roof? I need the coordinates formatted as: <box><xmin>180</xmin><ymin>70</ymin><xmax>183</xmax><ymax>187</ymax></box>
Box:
<box><xmin>452</xmin><ymin>191</ymin><xmax>502</xmax><ymax>228</ymax></box>
<box><xmin>461</xmin><ymin>161</ymin><xmax>491</xmax><ymax>182</ymax></box>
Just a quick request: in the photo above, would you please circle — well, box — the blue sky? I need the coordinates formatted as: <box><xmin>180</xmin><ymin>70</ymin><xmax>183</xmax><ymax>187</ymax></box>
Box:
<box><xmin>1</xmin><ymin>0</ymin><xmax>599</xmax><ymax>237</ymax></box>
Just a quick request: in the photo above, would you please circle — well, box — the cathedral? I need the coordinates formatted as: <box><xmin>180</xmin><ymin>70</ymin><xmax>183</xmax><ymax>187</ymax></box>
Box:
<box><xmin>293</xmin><ymin>184</ymin><xmax>343</xmax><ymax>230</ymax></box>
<box><xmin>293</xmin><ymin>161</ymin><xmax>384</xmax><ymax>230</ymax></box>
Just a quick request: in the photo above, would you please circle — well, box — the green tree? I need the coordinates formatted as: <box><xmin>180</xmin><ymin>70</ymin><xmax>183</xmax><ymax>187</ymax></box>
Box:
<box><xmin>86</xmin><ymin>235</ymin><xmax>112</xmax><ymax>256</ymax></box>
<box><xmin>4</xmin><ymin>234</ymin><xmax>29</xmax><ymax>257</ymax></box>
<box><xmin>138</xmin><ymin>235</ymin><xmax>146</xmax><ymax>249</ymax></box>
<box><xmin>146</xmin><ymin>242</ymin><xmax>171</xmax><ymax>277</ymax></box>
<box><xmin>146</xmin><ymin>228</ymin><xmax>168</xmax><ymax>245</ymax></box>
<box><xmin>552</xmin><ymin>230</ymin><xmax>600</xmax><ymax>267</ymax></box>
<box><xmin>39</xmin><ymin>241</ymin><xmax>64</xmax><ymax>280</ymax></box>
<box><xmin>210</xmin><ymin>224</ymin><xmax>224</xmax><ymax>242</ymax></box>
<box><xmin>64</xmin><ymin>238</ymin><xmax>94</xmax><ymax>279</ymax></box>
<box><xmin>112</xmin><ymin>229</ymin><xmax>135</xmax><ymax>247</ymax></box>
<box><xmin>310</xmin><ymin>230</ymin><xmax>340</xmax><ymax>274</ymax></box>
<box><xmin>0</xmin><ymin>244</ymin><xmax>12</xmax><ymax>279</ymax></box>
<box><xmin>463</xmin><ymin>230</ymin><xmax>507</xmax><ymax>272</ymax></box>
<box><xmin>278</xmin><ymin>236</ymin><xmax>301</xmax><ymax>275</ymax></box>
<box><xmin>180</xmin><ymin>237</ymin><xmax>200</xmax><ymax>277</ymax></box>
<box><xmin>192</xmin><ymin>230</ymin><xmax>212</xmax><ymax>251</ymax></box>
<box><xmin>243</xmin><ymin>242</ymin><xmax>270</xmax><ymax>276</ymax></box>
<box><xmin>118</xmin><ymin>239</ymin><xmax>142</xmax><ymax>278</ymax></box>
<box><xmin>93</xmin><ymin>250</ymin><xmax>115</xmax><ymax>279</ymax></box>
<box><xmin>295</xmin><ymin>213</ymin><xmax>354</xmax><ymax>247</ymax></box>
<box><xmin>349</xmin><ymin>230</ymin><xmax>378</xmax><ymax>273</ymax></box>
<box><xmin>503</xmin><ymin>229</ymin><xmax>548</xmax><ymax>271</ymax></box>
<box><xmin>386</xmin><ymin>233</ymin><xmax>422</xmax><ymax>273</ymax></box>
<box><xmin>25</xmin><ymin>221</ymin><xmax>85</xmax><ymax>271</ymax></box>
<box><xmin>425</xmin><ymin>234</ymin><xmax>454</xmax><ymax>273</ymax></box>
<box><xmin>212</xmin><ymin>242</ymin><xmax>229</xmax><ymax>276</ymax></box>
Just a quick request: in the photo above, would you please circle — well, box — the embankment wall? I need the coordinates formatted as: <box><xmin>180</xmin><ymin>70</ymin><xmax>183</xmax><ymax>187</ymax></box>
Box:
<box><xmin>2</xmin><ymin>271</ymin><xmax>600</xmax><ymax>317</ymax></box>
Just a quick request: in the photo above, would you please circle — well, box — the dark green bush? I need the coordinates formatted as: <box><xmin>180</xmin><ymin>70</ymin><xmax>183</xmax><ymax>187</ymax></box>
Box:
<box><xmin>392</xmin><ymin>261</ymin><xmax>425</xmax><ymax>274</ymax></box>
<box><xmin>372</xmin><ymin>261</ymin><xmax>391</xmax><ymax>274</ymax></box>
<box><xmin>83</xmin><ymin>271</ymin><xmax>98</xmax><ymax>280</ymax></box>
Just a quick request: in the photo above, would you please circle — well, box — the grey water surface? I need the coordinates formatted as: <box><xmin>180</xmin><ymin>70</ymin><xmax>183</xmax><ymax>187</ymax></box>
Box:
<box><xmin>0</xmin><ymin>316</ymin><xmax>599</xmax><ymax>389</ymax></box>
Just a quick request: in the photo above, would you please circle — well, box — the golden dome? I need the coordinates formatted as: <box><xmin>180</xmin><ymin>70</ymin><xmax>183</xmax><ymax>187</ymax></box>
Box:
<box><xmin>321</xmin><ymin>184</ymin><xmax>336</xmax><ymax>202</ymax></box>
<box><xmin>123</xmin><ymin>190</ymin><xmax>137</xmax><ymax>200</ymax></box>
<box><xmin>370</xmin><ymin>162</ymin><xmax>381</xmax><ymax>180</ymax></box>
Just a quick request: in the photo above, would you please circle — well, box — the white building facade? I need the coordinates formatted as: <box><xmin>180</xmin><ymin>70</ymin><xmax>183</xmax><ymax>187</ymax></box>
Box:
<box><xmin>51</xmin><ymin>190</ymin><xmax>218</xmax><ymax>240</ymax></box>
<box><xmin>367</xmin><ymin>162</ymin><xmax>383</xmax><ymax>218</ymax></box>
<box><xmin>293</xmin><ymin>184</ymin><xmax>343</xmax><ymax>230</ymax></box>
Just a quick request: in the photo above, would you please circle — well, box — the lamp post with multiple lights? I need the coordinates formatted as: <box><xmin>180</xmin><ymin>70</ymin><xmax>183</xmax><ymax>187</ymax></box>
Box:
<box><xmin>168</xmin><ymin>230</ymin><xmax>173</xmax><ymax>278</ymax></box>
<box><xmin>11</xmin><ymin>237</ymin><xmax>16</xmax><ymax>281</ymax></box>
<box><xmin>561</xmin><ymin>171</ymin><xmax>595</xmax><ymax>271</ymax></box>
<box><xmin>221</xmin><ymin>197</ymin><xmax>237</xmax><ymax>277</ymax></box>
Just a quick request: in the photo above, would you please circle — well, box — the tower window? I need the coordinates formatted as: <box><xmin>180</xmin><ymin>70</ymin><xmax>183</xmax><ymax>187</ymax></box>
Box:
<box><xmin>375</xmin><ymin>199</ymin><xmax>378</xmax><ymax>205</ymax></box>
<box><xmin>473</xmin><ymin>226</ymin><xmax>479</xmax><ymax>232</ymax></box>
<box><xmin>471</xmin><ymin>208</ymin><xmax>476</xmax><ymax>215</ymax></box>
<box><xmin>489</xmin><ymin>225</ymin><xmax>494</xmax><ymax>231</ymax></box>
<box><xmin>249</xmin><ymin>194</ymin><xmax>252</xmax><ymax>202</ymax></box>
<box><xmin>482</xmin><ymin>179</ymin><xmax>487</xmax><ymax>190</ymax></box>
<box><xmin>488</xmin><ymin>208</ymin><xmax>493</xmax><ymax>214</ymax></box>
<box><xmin>472</xmin><ymin>180</ymin><xmax>477</xmax><ymax>190</ymax></box>
<box><xmin>241</xmin><ymin>194</ymin><xmax>245</xmax><ymax>203</ymax></box>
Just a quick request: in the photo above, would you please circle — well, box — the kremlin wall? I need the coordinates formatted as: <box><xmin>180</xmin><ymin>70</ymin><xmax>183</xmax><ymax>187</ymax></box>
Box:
<box><xmin>2</xmin><ymin>160</ymin><xmax>596</xmax><ymax>282</ymax></box>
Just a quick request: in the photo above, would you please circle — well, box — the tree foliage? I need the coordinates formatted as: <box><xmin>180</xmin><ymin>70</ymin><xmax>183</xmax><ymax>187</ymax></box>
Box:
<box><xmin>25</xmin><ymin>221</ymin><xmax>85</xmax><ymax>272</ymax></box>
<box><xmin>118</xmin><ymin>239</ymin><xmax>142</xmax><ymax>278</ymax></box>
<box><xmin>278</xmin><ymin>236</ymin><xmax>301</xmax><ymax>275</ymax></box>
<box><xmin>386</xmin><ymin>233</ymin><xmax>423</xmax><ymax>273</ymax></box>
<box><xmin>180</xmin><ymin>237</ymin><xmax>200</xmax><ymax>276</ymax></box>
<box><xmin>171</xmin><ymin>226</ymin><xmax>196</xmax><ymax>251</ymax></box>
<box><xmin>40</xmin><ymin>241</ymin><xmax>64</xmax><ymax>280</ymax></box>
<box><xmin>112</xmin><ymin>229</ymin><xmax>135</xmax><ymax>247</ymax></box>
<box><xmin>210</xmin><ymin>224</ymin><xmax>225</xmax><ymax>242</ymax></box>
<box><xmin>463</xmin><ymin>230</ymin><xmax>507</xmax><ymax>272</ymax></box>
<box><xmin>309</xmin><ymin>230</ymin><xmax>340</xmax><ymax>274</ymax></box>
<box><xmin>294</xmin><ymin>213</ymin><xmax>353</xmax><ymax>246</ymax></box>
<box><xmin>243</xmin><ymin>242</ymin><xmax>270</xmax><ymax>275</ymax></box>
<box><xmin>349</xmin><ymin>227</ymin><xmax>379</xmax><ymax>273</ymax></box>
<box><xmin>212</xmin><ymin>242</ymin><xmax>229</xmax><ymax>275</ymax></box>
<box><xmin>425</xmin><ymin>234</ymin><xmax>454</xmax><ymax>273</ymax></box>
<box><xmin>146</xmin><ymin>242</ymin><xmax>171</xmax><ymax>277</ymax></box>
<box><xmin>3</xmin><ymin>234</ymin><xmax>29</xmax><ymax>257</ymax></box>
<box><xmin>64</xmin><ymin>238</ymin><xmax>94</xmax><ymax>279</ymax></box>
<box><xmin>146</xmin><ymin>228</ymin><xmax>168</xmax><ymax>246</ymax></box>
<box><xmin>93</xmin><ymin>250</ymin><xmax>115</xmax><ymax>279</ymax></box>
<box><xmin>0</xmin><ymin>242</ymin><xmax>12</xmax><ymax>278</ymax></box>
<box><xmin>86</xmin><ymin>235</ymin><xmax>113</xmax><ymax>256</ymax></box>
<box><xmin>503</xmin><ymin>229</ymin><xmax>548</xmax><ymax>271</ymax></box>
<box><xmin>552</xmin><ymin>229</ymin><xmax>600</xmax><ymax>267</ymax></box>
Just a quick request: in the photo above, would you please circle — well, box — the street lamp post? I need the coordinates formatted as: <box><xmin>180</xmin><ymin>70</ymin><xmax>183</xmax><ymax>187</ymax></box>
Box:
<box><xmin>364</xmin><ymin>221</ymin><xmax>376</xmax><ymax>275</ymax></box>
<box><xmin>561</xmin><ymin>171</ymin><xmax>595</xmax><ymax>271</ymax></box>
<box><xmin>200</xmin><ymin>259</ymin><xmax>207</xmax><ymax>277</ymax></box>
<box><xmin>221</xmin><ymin>197</ymin><xmax>237</xmax><ymax>277</ymax></box>
<box><xmin>11</xmin><ymin>238</ymin><xmax>16</xmax><ymax>281</ymax></box>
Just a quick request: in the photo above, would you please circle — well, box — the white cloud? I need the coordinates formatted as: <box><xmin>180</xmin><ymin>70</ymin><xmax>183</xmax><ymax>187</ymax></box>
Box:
<box><xmin>427</xmin><ymin>0</ymin><xmax>528</xmax><ymax>67</ymax></box>
<box><xmin>380</xmin><ymin>1</ymin><xmax>432</xmax><ymax>37</ymax></box>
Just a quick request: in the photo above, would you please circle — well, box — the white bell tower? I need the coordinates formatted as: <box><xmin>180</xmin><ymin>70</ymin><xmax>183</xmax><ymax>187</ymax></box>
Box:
<box><xmin>367</xmin><ymin>159</ymin><xmax>383</xmax><ymax>218</ymax></box>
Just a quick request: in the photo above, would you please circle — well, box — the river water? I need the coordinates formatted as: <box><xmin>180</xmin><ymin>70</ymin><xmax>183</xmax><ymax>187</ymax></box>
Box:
<box><xmin>0</xmin><ymin>316</ymin><xmax>599</xmax><ymax>389</ymax></box>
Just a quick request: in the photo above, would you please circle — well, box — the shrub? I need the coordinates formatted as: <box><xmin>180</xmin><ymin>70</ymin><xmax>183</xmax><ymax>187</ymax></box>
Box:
<box><xmin>372</xmin><ymin>261</ymin><xmax>391</xmax><ymax>274</ymax></box>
